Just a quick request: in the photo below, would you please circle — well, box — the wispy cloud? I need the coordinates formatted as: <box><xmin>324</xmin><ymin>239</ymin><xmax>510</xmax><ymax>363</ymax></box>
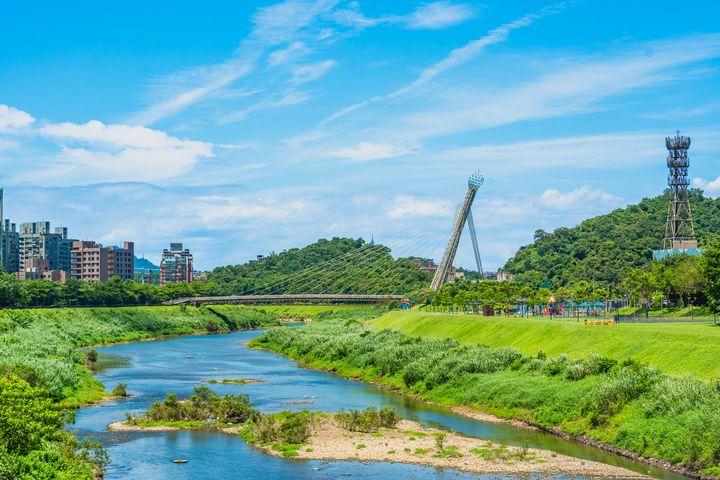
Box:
<box><xmin>539</xmin><ymin>186</ymin><xmax>622</xmax><ymax>209</ymax></box>
<box><xmin>332</xmin><ymin>1</ymin><xmax>477</xmax><ymax>31</ymax></box>
<box><xmin>291</xmin><ymin>59</ymin><xmax>337</xmax><ymax>84</ymax></box>
<box><xmin>386</xmin><ymin>34</ymin><xmax>720</xmax><ymax>143</ymax></box>
<box><xmin>387</xmin><ymin>195</ymin><xmax>452</xmax><ymax>219</ymax></box>
<box><xmin>327</xmin><ymin>141</ymin><xmax>417</xmax><ymax>162</ymax></box>
<box><xmin>130</xmin><ymin>0</ymin><xmax>339</xmax><ymax>126</ymax></box>
<box><xmin>405</xmin><ymin>1</ymin><xmax>478</xmax><ymax>30</ymax></box>
<box><xmin>440</xmin><ymin>132</ymin><xmax>665</xmax><ymax>171</ymax></box>
<box><xmin>314</xmin><ymin>3</ymin><xmax>566</xmax><ymax>129</ymax></box>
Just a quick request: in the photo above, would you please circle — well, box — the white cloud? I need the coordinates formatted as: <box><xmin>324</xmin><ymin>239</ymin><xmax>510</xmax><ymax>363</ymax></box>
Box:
<box><xmin>404</xmin><ymin>1</ymin><xmax>477</xmax><ymax>30</ymax></box>
<box><xmin>268</xmin><ymin>41</ymin><xmax>310</xmax><ymax>66</ymax></box>
<box><xmin>24</xmin><ymin>120</ymin><xmax>214</xmax><ymax>183</ymax></box>
<box><xmin>291</xmin><ymin>59</ymin><xmax>337</xmax><ymax>84</ymax></box>
<box><xmin>332</xmin><ymin>1</ymin><xmax>476</xmax><ymax>30</ymax></box>
<box><xmin>693</xmin><ymin>176</ymin><xmax>720</xmax><ymax>196</ymax></box>
<box><xmin>40</xmin><ymin>120</ymin><xmax>210</xmax><ymax>151</ymax></box>
<box><xmin>327</xmin><ymin>141</ymin><xmax>417</xmax><ymax>161</ymax></box>
<box><xmin>538</xmin><ymin>186</ymin><xmax>622</xmax><ymax>210</ymax></box>
<box><xmin>388</xmin><ymin>195</ymin><xmax>452</xmax><ymax>219</ymax></box>
<box><xmin>190</xmin><ymin>195</ymin><xmax>316</xmax><ymax>223</ymax></box>
<box><xmin>0</xmin><ymin>104</ymin><xmax>35</xmax><ymax>131</ymax></box>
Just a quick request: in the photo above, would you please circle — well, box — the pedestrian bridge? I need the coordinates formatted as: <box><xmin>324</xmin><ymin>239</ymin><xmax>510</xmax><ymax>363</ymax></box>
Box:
<box><xmin>164</xmin><ymin>294</ymin><xmax>404</xmax><ymax>306</ymax></box>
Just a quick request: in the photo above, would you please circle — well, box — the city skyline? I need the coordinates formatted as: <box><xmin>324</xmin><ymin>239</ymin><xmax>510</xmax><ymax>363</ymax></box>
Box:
<box><xmin>1</xmin><ymin>1</ymin><xmax>719</xmax><ymax>270</ymax></box>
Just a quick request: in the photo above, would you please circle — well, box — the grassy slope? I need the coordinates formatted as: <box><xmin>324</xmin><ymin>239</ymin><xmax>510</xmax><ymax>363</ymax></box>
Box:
<box><xmin>253</xmin><ymin>314</ymin><xmax>720</xmax><ymax>476</ymax></box>
<box><xmin>245</xmin><ymin>305</ymin><xmax>368</xmax><ymax>319</ymax></box>
<box><xmin>372</xmin><ymin>311</ymin><xmax>720</xmax><ymax>379</ymax></box>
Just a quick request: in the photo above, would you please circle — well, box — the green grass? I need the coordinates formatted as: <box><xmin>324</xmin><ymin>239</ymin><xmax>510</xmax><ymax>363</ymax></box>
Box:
<box><xmin>252</xmin><ymin>315</ymin><xmax>720</xmax><ymax>475</ymax></box>
<box><xmin>205</xmin><ymin>378</ymin><xmax>255</xmax><ymax>384</ymax></box>
<box><xmin>248</xmin><ymin>305</ymin><xmax>368</xmax><ymax>320</ymax></box>
<box><xmin>372</xmin><ymin>311</ymin><xmax>720</xmax><ymax>379</ymax></box>
<box><xmin>136</xmin><ymin>420</ymin><xmax>210</xmax><ymax>429</ymax></box>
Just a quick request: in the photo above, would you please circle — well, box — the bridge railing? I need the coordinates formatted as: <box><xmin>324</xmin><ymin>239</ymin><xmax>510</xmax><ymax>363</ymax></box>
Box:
<box><xmin>164</xmin><ymin>294</ymin><xmax>404</xmax><ymax>306</ymax></box>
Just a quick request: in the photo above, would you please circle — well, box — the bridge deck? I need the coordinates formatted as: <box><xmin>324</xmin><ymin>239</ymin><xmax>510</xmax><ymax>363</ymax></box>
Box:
<box><xmin>164</xmin><ymin>294</ymin><xmax>403</xmax><ymax>306</ymax></box>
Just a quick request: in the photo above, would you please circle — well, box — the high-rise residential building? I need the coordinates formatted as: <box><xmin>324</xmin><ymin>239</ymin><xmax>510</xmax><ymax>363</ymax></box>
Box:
<box><xmin>2</xmin><ymin>220</ymin><xmax>20</xmax><ymax>274</ymax></box>
<box><xmin>0</xmin><ymin>188</ymin><xmax>20</xmax><ymax>274</ymax></box>
<box><xmin>70</xmin><ymin>240</ymin><xmax>134</xmax><ymax>282</ymax></box>
<box><xmin>19</xmin><ymin>221</ymin><xmax>73</xmax><ymax>272</ymax></box>
<box><xmin>160</xmin><ymin>243</ymin><xmax>193</xmax><ymax>285</ymax></box>
<box><xmin>0</xmin><ymin>188</ymin><xmax>4</xmax><ymax>270</ymax></box>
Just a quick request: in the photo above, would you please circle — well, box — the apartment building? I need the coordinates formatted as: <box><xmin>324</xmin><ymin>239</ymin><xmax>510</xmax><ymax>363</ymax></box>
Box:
<box><xmin>71</xmin><ymin>241</ymin><xmax>134</xmax><ymax>282</ymax></box>
<box><xmin>160</xmin><ymin>243</ymin><xmax>193</xmax><ymax>285</ymax></box>
<box><xmin>18</xmin><ymin>221</ymin><xmax>73</xmax><ymax>272</ymax></box>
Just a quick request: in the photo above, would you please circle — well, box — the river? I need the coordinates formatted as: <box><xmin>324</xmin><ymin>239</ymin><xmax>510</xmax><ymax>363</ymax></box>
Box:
<box><xmin>70</xmin><ymin>329</ymin><xmax>688</xmax><ymax>480</ymax></box>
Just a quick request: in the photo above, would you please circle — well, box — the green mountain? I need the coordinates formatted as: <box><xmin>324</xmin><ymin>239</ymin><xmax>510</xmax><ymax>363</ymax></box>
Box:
<box><xmin>134</xmin><ymin>256</ymin><xmax>160</xmax><ymax>273</ymax></box>
<box><xmin>502</xmin><ymin>190</ymin><xmax>720</xmax><ymax>287</ymax></box>
<box><xmin>208</xmin><ymin>237</ymin><xmax>430</xmax><ymax>295</ymax></box>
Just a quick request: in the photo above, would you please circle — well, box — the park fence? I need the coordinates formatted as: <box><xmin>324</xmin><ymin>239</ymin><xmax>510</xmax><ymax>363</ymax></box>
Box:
<box><xmin>613</xmin><ymin>314</ymin><xmax>718</xmax><ymax>324</ymax></box>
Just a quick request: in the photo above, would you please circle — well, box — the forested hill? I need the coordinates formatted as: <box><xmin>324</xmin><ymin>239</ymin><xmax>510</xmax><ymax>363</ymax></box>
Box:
<box><xmin>503</xmin><ymin>190</ymin><xmax>720</xmax><ymax>287</ymax></box>
<box><xmin>208</xmin><ymin>237</ymin><xmax>430</xmax><ymax>294</ymax></box>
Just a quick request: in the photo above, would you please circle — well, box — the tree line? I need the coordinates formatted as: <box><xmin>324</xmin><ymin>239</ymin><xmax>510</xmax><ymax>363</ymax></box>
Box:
<box><xmin>427</xmin><ymin>239</ymin><xmax>720</xmax><ymax>312</ymax></box>
<box><xmin>0</xmin><ymin>237</ymin><xmax>430</xmax><ymax>308</ymax></box>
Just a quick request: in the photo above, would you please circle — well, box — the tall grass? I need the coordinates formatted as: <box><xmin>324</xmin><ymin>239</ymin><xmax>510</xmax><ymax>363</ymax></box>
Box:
<box><xmin>252</xmin><ymin>316</ymin><xmax>720</xmax><ymax>475</ymax></box>
<box><xmin>0</xmin><ymin>305</ymin><xmax>279</xmax><ymax>401</ymax></box>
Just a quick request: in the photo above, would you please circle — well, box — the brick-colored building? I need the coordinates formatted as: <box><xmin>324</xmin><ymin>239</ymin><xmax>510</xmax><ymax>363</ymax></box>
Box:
<box><xmin>16</xmin><ymin>258</ymin><xmax>68</xmax><ymax>282</ymax></box>
<box><xmin>70</xmin><ymin>241</ymin><xmax>134</xmax><ymax>282</ymax></box>
<box><xmin>160</xmin><ymin>243</ymin><xmax>193</xmax><ymax>285</ymax></box>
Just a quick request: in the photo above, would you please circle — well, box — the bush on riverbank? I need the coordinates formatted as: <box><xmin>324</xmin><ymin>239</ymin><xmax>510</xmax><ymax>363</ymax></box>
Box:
<box><xmin>251</xmin><ymin>317</ymin><xmax>720</xmax><ymax>476</ymax></box>
<box><xmin>336</xmin><ymin>407</ymin><xmax>400</xmax><ymax>432</ymax></box>
<box><xmin>141</xmin><ymin>386</ymin><xmax>256</xmax><ymax>425</ymax></box>
<box><xmin>0</xmin><ymin>376</ymin><xmax>108</xmax><ymax>479</ymax></box>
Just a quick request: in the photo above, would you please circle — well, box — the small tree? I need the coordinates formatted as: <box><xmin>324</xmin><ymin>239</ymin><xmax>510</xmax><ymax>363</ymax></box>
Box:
<box><xmin>701</xmin><ymin>239</ymin><xmax>720</xmax><ymax>312</ymax></box>
<box><xmin>434</xmin><ymin>432</ymin><xmax>447</xmax><ymax>452</ymax></box>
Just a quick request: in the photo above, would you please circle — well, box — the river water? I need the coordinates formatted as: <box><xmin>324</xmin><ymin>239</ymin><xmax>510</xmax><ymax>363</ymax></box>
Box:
<box><xmin>70</xmin><ymin>329</ymin><xmax>687</xmax><ymax>480</ymax></box>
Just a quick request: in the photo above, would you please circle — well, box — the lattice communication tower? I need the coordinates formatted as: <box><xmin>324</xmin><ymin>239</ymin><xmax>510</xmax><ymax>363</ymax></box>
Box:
<box><xmin>664</xmin><ymin>133</ymin><xmax>697</xmax><ymax>250</ymax></box>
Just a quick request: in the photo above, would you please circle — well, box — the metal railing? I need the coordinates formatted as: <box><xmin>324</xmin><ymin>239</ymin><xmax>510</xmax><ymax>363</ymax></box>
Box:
<box><xmin>613</xmin><ymin>314</ymin><xmax>718</xmax><ymax>324</ymax></box>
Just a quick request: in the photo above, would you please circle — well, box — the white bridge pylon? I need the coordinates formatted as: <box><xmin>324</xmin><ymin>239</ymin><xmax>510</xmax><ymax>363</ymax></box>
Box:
<box><xmin>430</xmin><ymin>171</ymin><xmax>484</xmax><ymax>291</ymax></box>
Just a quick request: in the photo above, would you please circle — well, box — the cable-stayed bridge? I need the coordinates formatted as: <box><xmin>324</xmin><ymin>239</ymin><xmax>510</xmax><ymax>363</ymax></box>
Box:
<box><xmin>165</xmin><ymin>172</ymin><xmax>484</xmax><ymax>306</ymax></box>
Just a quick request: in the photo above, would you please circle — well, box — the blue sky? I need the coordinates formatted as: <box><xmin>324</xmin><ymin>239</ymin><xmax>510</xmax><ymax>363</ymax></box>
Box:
<box><xmin>1</xmin><ymin>0</ymin><xmax>719</xmax><ymax>271</ymax></box>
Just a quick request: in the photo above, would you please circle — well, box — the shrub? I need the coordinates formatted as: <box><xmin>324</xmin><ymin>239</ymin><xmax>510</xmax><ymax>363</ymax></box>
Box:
<box><xmin>85</xmin><ymin>349</ymin><xmax>98</xmax><ymax>365</ymax></box>
<box><xmin>433</xmin><ymin>432</ymin><xmax>447</xmax><ymax>451</ymax></box>
<box><xmin>279</xmin><ymin>411</ymin><xmax>311</xmax><ymax>444</ymax></box>
<box><xmin>378</xmin><ymin>407</ymin><xmax>400</xmax><ymax>428</ymax></box>
<box><xmin>112</xmin><ymin>383</ymin><xmax>128</xmax><ymax>397</ymax></box>
<box><xmin>336</xmin><ymin>407</ymin><xmax>400</xmax><ymax>433</ymax></box>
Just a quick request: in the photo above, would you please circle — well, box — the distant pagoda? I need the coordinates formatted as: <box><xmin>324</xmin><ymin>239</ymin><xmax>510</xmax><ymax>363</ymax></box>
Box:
<box><xmin>653</xmin><ymin>132</ymin><xmax>702</xmax><ymax>260</ymax></box>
